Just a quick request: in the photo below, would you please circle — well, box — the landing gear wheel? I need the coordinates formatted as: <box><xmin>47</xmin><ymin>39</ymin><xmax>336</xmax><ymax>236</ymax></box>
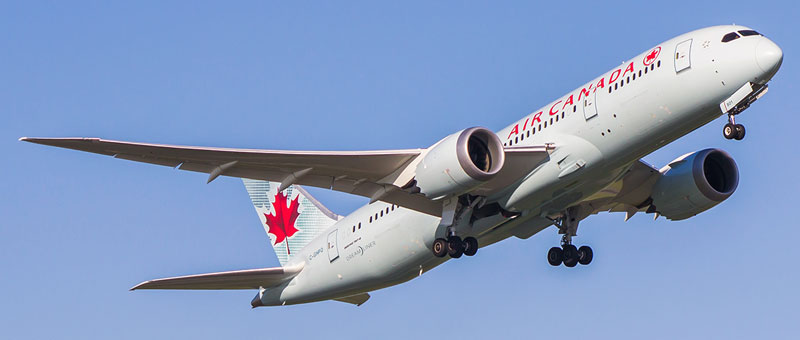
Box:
<box><xmin>432</xmin><ymin>238</ymin><xmax>448</xmax><ymax>258</ymax></box>
<box><xmin>463</xmin><ymin>237</ymin><xmax>478</xmax><ymax>257</ymax></box>
<box><xmin>723</xmin><ymin>123</ymin><xmax>736</xmax><ymax>139</ymax></box>
<box><xmin>547</xmin><ymin>247</ymin><xmax>563</xmax><ymax>266</ymax></box>
<box><xmin>734</xmin><ymin>124</ymin><xmax>746</xmax><ymax>140</ymax></box>
<box><xmin>447</xmin><ymin>236</ymin><xmax>464</xmax><ymax>258</ymax></box>
<box><xmin>562</xmin><ymin>244</ymin><xmax>579</xmax><ymax>267</ymax></box>
<box><xmin>578</xmin><ymin>246</ymin><xmax>593</xmax><ymax>265</ymax></box>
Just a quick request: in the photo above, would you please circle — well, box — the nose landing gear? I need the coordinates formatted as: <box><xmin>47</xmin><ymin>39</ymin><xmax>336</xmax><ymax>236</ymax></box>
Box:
<box><xmin>723</xmin><ymin>115</ymin><xmax>745</xmax><ymax>140</ymax></box>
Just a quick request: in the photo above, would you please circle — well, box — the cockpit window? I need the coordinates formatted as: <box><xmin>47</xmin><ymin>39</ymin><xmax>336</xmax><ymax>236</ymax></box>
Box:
<box><xmin>738</xmin><ymin>30</ymin><xmax>761</xmax><ymax>36</ymax></box>
<box><xmin>721</xmin><ymin>32</ymin><xmax>740</xmax><ymax>43</ymax></box>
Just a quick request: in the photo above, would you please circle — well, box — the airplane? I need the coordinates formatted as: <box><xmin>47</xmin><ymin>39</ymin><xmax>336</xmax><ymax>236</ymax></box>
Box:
<box><xmin>21</xmin><ymin>25</ymin><xmax>783</xmax><ymax>307</ymax></box>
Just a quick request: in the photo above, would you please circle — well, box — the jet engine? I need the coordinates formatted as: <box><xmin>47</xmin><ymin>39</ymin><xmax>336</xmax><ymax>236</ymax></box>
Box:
<box><xmin>413</xmin><ymin>127</ymin><xmax>505</xmax><ymax>199</ymax></box>
<box><xmin>650</xmin><ymin>149</ymin><xmax>739</xmax><ymax>220</ymax></box>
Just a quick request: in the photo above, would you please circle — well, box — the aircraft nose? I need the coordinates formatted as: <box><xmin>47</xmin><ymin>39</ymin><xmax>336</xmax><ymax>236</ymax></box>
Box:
<box><xmin>755</xmin><ymin>37</ymin><xmax>783</xmax><ymax>75</ymax></box>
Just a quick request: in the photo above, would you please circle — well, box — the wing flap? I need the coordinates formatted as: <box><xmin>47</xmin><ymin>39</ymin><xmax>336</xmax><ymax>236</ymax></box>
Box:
<box><xmin>130</xmin><ymin>264</ymin><xmax>303</xmax><ymax>290</ymax></box>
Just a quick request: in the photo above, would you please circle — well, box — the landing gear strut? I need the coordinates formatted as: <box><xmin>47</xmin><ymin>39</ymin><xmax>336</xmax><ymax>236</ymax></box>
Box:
<box><xmin>546</xmin><ymin>209</ymin><xmax>593</xmax><ymax>267</ymax></box>
<box><xmin>431</xmin><ymin>195</ymin><xmax>482</xmax><ymax>259</ymax></box>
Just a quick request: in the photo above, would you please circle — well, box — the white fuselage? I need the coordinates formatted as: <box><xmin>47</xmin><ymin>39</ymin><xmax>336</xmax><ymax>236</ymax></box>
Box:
<box><xmin>259</xmin><ymin>25</ymin><xmax>782</xmax><ymax>306</ymax></box>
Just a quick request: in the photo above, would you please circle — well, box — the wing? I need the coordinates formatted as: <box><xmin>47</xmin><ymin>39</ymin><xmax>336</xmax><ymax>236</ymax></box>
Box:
<box><xmin>21</xmin><ymin>137</ymin><xmax>553</xmax><ymax>216</ymax></box>
<box><xmin>21</xmin><ymin>137</ymin><xmax>441</xmax><ymax>215</ymax></box>
<box><xmin>130</xmin><ymin>264</ymin><xmax>303</xmax><ymax>290</ymax></box>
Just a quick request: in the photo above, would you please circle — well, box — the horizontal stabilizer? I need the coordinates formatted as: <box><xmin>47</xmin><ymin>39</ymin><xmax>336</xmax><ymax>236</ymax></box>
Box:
<box><xmin>130</xmin><ymin>263</ymin><xmax>303</xmax><ymax>290</ymax></box>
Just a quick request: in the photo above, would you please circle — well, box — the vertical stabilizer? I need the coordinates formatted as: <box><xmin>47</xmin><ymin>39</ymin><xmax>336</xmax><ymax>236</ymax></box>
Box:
<box><xmin>243</xmin><ymin>179</ymin><xmax>339</xmax><ymax>265</ymax></box>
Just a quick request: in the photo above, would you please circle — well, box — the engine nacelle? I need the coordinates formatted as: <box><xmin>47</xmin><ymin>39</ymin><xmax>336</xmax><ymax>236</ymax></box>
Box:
<box><xmin>414</xmin><ymin>127</ymin><xmax>505</xmax><ymax>199</ymax></box>
<box><xmin>651</xmin><ymin>149</ymin><xmax>739</xmax><ymax>220</ymax></box>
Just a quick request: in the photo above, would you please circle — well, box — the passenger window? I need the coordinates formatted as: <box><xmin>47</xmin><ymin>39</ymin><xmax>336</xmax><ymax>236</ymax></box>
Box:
<box><xmin>738</xmin><ymin>30</ymin><xmax>760</xmax><ymax>36</ymax></box>
<box><xmin>722</xmin><ymin>32</ymin><xmax>740</xmax><ymax>42</ymax></box>
<box><xmin>644</xmin><ymin>67</ymin><xmax>648</xmax><ymax>74</ymax></box>
<box><xmin>369</xmin><ymin>216</ymin><xmax>372</xmax><ymax>223</ymax></box>
<box><xmin>638</xmin><ymin>70</ymin><xmax>642</xmax><ymax>77</ymax></box>
<box><xmin>633</xmin><ymin>73</ymin><xmax>636</xmax><ymax>80</ymax></box>
<box><xmin>385</xmin><ymin>207</ymin><xmax>389</xmax><ymax>214</ymax></box>
<box><xmin>380</xmin><ymin>211</ymin><xmax>383</xmax><ymax>217</ymax></box>
<box><xmin>626</xmin><ymin>76</ymin><xmax>630</xmax><ymax>83</ymax></box>
<box><xmin>538</xmin><ymin>125</ymin><xmax>541</xmax><ymax>131</ymax></box>
<box><xmin>515</xmin><ymin>137</ymin><xmax>519</xmax><ymax>143</ymax></box>
<box><xmin>614</xmin><ymin>83</ymin><xmax>618</xmax><ymax>90</ymax></box>
<box><xmin>353</xmin><ymin>226</ymin><xmax>355</xmax><ymax>232</ymax></box>
<box><xmin>358</xmin><ymin>222</ymin><xmax>361</xmax><ymax>229</ymax></box>
<box><xmin>608</xmin><ymin>87</ymin><xmax>612</xmax><ymax>93</ymax></box>
<box><xmin>650</xmin><ymin>64</ymin><xmax>654</xmax><ymax>71</ymax></box>
<box><xmin>527</xmin><ymin>131</ymin><xmax>530</xmax><ymax>137</ymax></box>
<box><xmin>544</xmin><ymin>121</ymin><xmax>548</xmax><ymax>128</ymax></box>
<box><xmin>562</xmin><ymin>112</ymin><xmax>565</xmax><ymax>118</ymax></box>
<box><xmin>550</xmin><ymin>118</ymin><xmax>553</xmax><ymax>125</ymax></box>
<box><xmin>657</xmin><ymin>60</ymin><xmax>661</xmax><ymax>67</ymax></box>
<box><xmin>573</xmin><ymin>105</ymin><xmax>576</xmax><ymax>112</ymax></box>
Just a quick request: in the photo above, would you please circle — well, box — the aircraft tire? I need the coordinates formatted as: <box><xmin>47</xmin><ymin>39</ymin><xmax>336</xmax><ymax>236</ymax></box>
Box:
<box><xmin>723</xmin><ymin>123</ymin><xmax>736</xmax><ymax>139</ymax></box>
<box><xmin>432</xmin><ymin>238</ymin><xmax>448</xmax><ymax>257</ymax></box>
<box><xmin>547</xmin><ymin>247</ymin><xmax>563</xmax><ymax>266</ymax></box>
<box><xmin>563</xmin><ymin>244</ymin><xmax>579</xmax><ymax>267</ymax></box>
<box><xmin>578</xmin><ymin>246</ymin><xmax>593</xmax><ymax>265</ymax></box>
<box><xmin>734</xmin><ymin>124</ymin><xmax>746</xmax><ymax>140</ymax></box>
<box><xmin>463</xmin><ymin>237</ymin><xmax>478</xmax><ymax>256</ymax></box>
<box><xmin>447</xmin><ymin>236</ymin><xmax>464</xmax><ymax>258</ymax></box>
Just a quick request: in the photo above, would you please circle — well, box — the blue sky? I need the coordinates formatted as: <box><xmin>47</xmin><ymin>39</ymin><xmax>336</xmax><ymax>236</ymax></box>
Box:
<box><xmin>2</xmin><ymin>1</ymin><xmax>798</xmax><ymax>339</ymax></box>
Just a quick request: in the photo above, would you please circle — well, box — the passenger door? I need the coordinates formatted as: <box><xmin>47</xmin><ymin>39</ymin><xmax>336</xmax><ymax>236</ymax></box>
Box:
<box><xmin>327</xmin><ymin>229</ymin><xmax>339</xmax><ymax>262</ymax></box>
<box><xmin>583</xmin><ymin>89</ymin><xmax>598</xmax><ymax>120</ymax></box>
<box><xmin>674</xmin><ymin>39</ymin><xmax>692</xmax><ymax>73</ymax></box>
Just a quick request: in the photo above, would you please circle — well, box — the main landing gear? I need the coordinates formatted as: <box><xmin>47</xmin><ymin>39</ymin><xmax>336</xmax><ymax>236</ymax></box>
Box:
<box><xmin>432</xmin><ymin>236</ymin><xmax>478</xmax><ymax>258</ymax></box>
<box><xmin>547</xmin><ymin>208</ymin><xmax>592</xmax><ymax>267</ymax></box>
<box><xmin>723</xmin><ymin>114</ymin><xmax>745</xmax><ymax>141</ymax></box>
<box><xmin>547</xmin><ymin>242</ymin><xmax>593</xmax><ymax>267</ymax></box>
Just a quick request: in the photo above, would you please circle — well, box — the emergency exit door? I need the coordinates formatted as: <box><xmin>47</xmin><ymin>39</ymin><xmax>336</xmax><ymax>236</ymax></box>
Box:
<box><xmin>674</xmin><ymin>39</ymin><xmax>692</xmax><ymax>73</ymax></box>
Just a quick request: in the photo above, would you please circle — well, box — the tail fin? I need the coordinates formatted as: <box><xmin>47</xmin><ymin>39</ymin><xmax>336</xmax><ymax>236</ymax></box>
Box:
<box><xmin>243</xmin><ymin>179</ymin><xmax>340</xmax><ymax>265</ymax></box>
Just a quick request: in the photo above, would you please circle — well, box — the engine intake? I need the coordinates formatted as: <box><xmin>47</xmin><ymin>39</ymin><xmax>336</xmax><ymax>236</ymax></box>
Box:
<box><xmin>651</xmin><ymin>149</ymin><xmax>738</xmax><ymax>220</ymax></box>
<box><xmin>414</xmin><ymin>127</ymin><xmax>505</xmax><ymax>198</ymax></box>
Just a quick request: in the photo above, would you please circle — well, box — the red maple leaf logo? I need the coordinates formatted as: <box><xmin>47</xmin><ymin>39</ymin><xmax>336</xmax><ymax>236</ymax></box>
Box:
<box><xmin>264</xmin><ymin>192</ymin><xmax>301</xmax><ymax>255</ymax></box>
<box><xmin>643</xmin><ymin>46</ymin><xmax>661</xmax><ymax>66</ymax></box>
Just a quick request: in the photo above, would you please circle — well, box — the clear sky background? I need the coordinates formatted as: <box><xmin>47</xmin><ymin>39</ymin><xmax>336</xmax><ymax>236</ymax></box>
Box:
<box><xmin>2</xmin><ymin>1</ymin><xmax>798</xmax><ymax>339</ymax></box>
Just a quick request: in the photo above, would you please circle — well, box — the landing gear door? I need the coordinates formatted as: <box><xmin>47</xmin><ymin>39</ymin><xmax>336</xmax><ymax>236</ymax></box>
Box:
<box><xmin>674</xmin><ymin>39</ymin><xmax>692</xmax><ymax>73</ymax></box>
<box><xmin>583</xmin><ymin>89</ymin><xmax>598</xmax><ymax>120</ymax></box>
<box><xmin>327</xmin><ymin>229</ymin><xmax>339</xmax><ymax>262</ymax></box>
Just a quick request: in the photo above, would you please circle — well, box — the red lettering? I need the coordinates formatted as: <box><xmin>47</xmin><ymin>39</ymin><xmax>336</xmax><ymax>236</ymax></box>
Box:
<box><xmin>579</xmin><ymin>85</ymin><xmax>594</xmax><ymax>101</ymax></box>
<box><xmin>561</xmin><ymin>94</ymin><xmax>574</xmax><ymax>111</ymax></box>
<box><xmin>507</xmin><ymin>124</ymin><xmax>519</xmax><ymax>139</ymax></box>
<box><xmin>522</xmin><ymin>117</ymin><xmax>530</xmax><ymax>130</ymax></box>
<box><xmin>622</xmin><ymin>62</ymin><xmax>634</xmax><ymax>78</ymax></box>
<box><xmin>549</xmin><ymin>100</ymin><xmax>562</xmax><ymax>115</ymax></box>
<box><xmin>608</xmin><ymin>69</ymin><xmax>621</xmax><ymax>84</ymax></box>
<box><xmin>532</xmin><ymin>111</ymin><xmax>543</xmax><ymax>123</ymax></box>
<box><xmin>594</xmin><ymin>77</ymin><xmax>605</xmax><ymax>91</ymax></box>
